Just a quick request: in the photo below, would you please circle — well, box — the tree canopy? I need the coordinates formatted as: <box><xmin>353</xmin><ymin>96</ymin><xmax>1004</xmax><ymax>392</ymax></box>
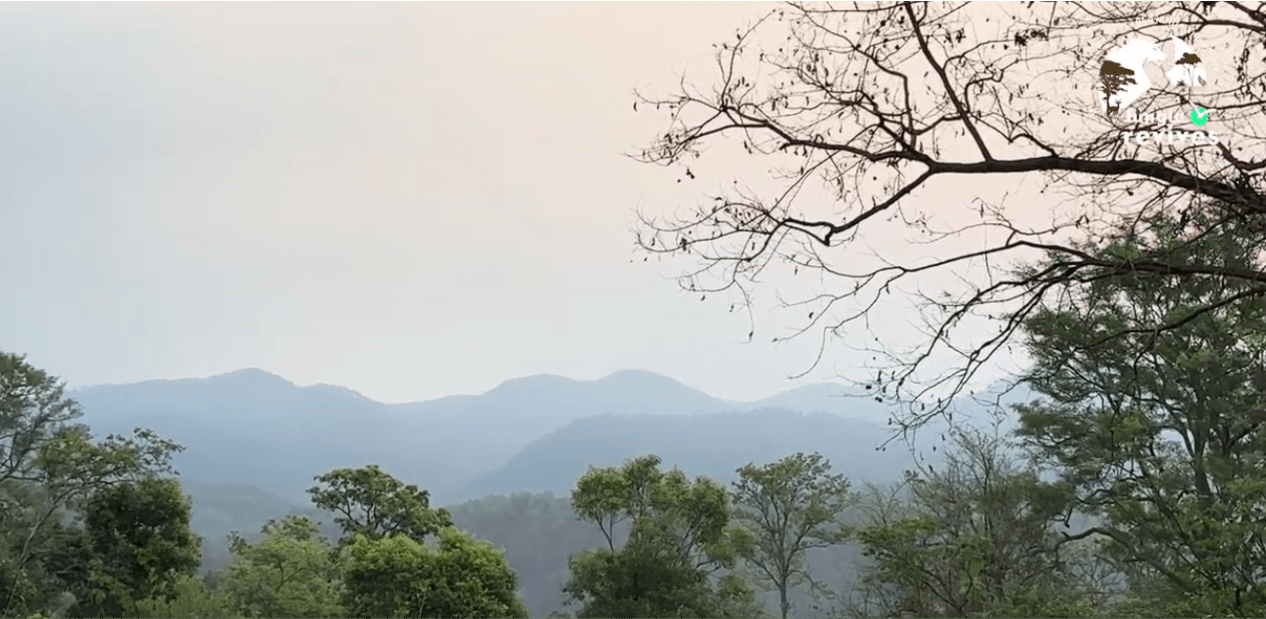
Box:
<box><xmin>564</xmin><ymin>455</ymin><xmax>761</xmax><ymax>618</ymax></box>
<box><xmin>1015</xmin><ymin>212</ymin><xmax>1266</xmax><ymax>615</ymax></box>
<box><xmin>307</xmin><ymin>465</ymin><xmax>453</xmax><ymax>544</ymax></box>
<box><xmin>732</xmin><ymin>452</ymin><xmax>854</xmax><ymax>618</ymax></box>
<box><xmin>0</xmin><ymin>352</ymin><xmax>184</xmax><ymax>617</ymax></box>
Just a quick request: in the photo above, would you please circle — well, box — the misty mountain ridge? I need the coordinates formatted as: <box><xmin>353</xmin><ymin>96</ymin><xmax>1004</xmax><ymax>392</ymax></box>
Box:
<box><xmin>78</xmin><ymin>366</ymin><xmax>1017</xmax><ymax>420</ymax></box>
<box><xmin>70</xmin><ymin>368</ymin><xmax>916</xmax><ymax>501</ymax></box>
<box><xmin>71</xmin><ymin>367</ymin><xmax>1023</xmax><ymax>504</ymax></box>
<box><xmin>457</xmin><ymin>408</ymin><xmax>916</xmax><ymax>500</ymax></box>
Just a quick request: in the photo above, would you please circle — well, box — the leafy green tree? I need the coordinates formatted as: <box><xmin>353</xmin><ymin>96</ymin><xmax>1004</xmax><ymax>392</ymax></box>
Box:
<box><xmin>447</xmin><ymin>492</ymin><xmax>608</xmax><ymax>618</ymax></box>
<box><xmin>65</xmin><ymin>477</ymin><xmax>202</xmax><ymax>617</ymax></box>
<box><xmin>850</xmin><ymin>429</ymin><xmax>1096</xmax><ymax>618</ymax></box>
<box><xmin>564</xmin><ymin>527</ymin><xmax>761</xmax><ymax>619</ymax></box>
<box><xmin>305</xmin><ymin>466</ymin><xmax>527</xmax><ymax>618</ymax></box>
<box><xmin>564</xmin><ymin>455</ymin><xmax>761</xmax><ymax>618</ymax></box>
<box><xmin>340</xmin><ymin>528</ymin><xmax>528</xmax><ymax>619</ymax></box>
<box><xmin>570</xmin><ymin>454</ymin><xmax>744</xmax><ymax>563</ymax></box>
<box><xmin>1015</xmin><ymin>213</ymin><xmax>1266</xmax><ymax>617</ymax></box>
<box><xmin>0</xmin><ymin>353</ymin><xmax>82</xmax><ymax>485</ymax></box>
<box><xmin>0</xmin><ymin>352</ymin><xmax>182</xmax><ymax>617</ymax></box>
<box><xmin>307</xmin><ymin>465</ymin><xmax>453</xmax><ymax>544</ymax></box>
<box><xmin>132</xmin><ymin>574</ymin><xmax>241</xmax><ymax>619</ymax></box>
<box><xmin>732</xmin><ymin>452</ymin><xmax>854</xmax><ymax>618</ymax></box>
<box><xmin>219</xmin><ymin>515</ymin><xmax>344</xmax><ymax>618</ymax></box>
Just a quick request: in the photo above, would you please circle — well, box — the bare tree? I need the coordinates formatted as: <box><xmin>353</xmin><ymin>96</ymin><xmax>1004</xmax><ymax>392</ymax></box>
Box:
<box><xmin>631</xmin><ymin>1</ymin><xmax>1266</xmax><ymax>436</ymax></box>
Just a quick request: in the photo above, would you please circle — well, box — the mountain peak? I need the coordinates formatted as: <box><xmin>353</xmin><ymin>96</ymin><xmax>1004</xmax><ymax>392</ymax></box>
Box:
<box><xmin>485</xmin><ymin>373</ymin><xmax>579</xmax><ymax>395</ymax></box>
<box><xmin>306</xmin><ymin>382</ymin><xmax>370</xmax><ymax>400</ymax></box>
<box><xmin>596</xmin><ymin>369</ymin><xmax>697</xmax><ymax>391</ymax></box>
<box><xmin>207</xmin><ymin>368</ymin><xmax>292</xmax><ymax>384</ymax></box>
<box><xmin>599</xmin><ymin>369</ymin><xmax>674</xmax><ymax>381</ymax></box>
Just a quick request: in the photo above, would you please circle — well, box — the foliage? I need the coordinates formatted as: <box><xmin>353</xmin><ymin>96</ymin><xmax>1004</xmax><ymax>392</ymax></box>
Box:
<box><xmin>571</xmin><ymin>455</ymin><xmax>743</xmax><ymax>565</ymax></box>
<box><xmin>0</xmin><ymin>352</ymin><xmax>83</xmax><ymax>486</ymax></box>
<box><xmin>564</xmin><ymin>455</ymin><xmax>762</xmax><ymax>618</ymax></box>
<box><xmin>67</xmin><ymin>477</ymin><xmax>202</xmax><ymax>618</ymax></box>
<box><xmin>447</xmin><ymin>492</ymin><xmax>607</xmax><ymax>618</ymax></box>
<box><xmin>565</xmin><ymin>543</ymin><xmax>761</xmax><ymax>619</ymax></box>
<box><xmin>1015</xmin><ymin>214</ymin><xmax>1266</xmax><ymax>616</ymax></box>
<box><xmin>0</xmin><ymin>354</ymin><xmax>539</xmax><ymax>619</ymax></box>
<box><xmin>849</xmin><ymin>429</ymin><xmax>1102</xmax><ymax>618</ymax></box>
<box><xmin>0</xmin><ymin>352</ymin><xmax>183</xmax><ymax>618</ymax></box>
<box><xmin>307</xmin><ymin>465</ymin><xmax>453</xmax><ymax>544</ymax></box>
<box><xmin>340</xmin><ymin>528</ymin><xmax>528</xmax><ymax>619</ymax></box>
<box><xmin>732</xmin><ymin>452</ymin><xmax>854</xmax><ymax>618</ymax></box>
<box><xmin>132</xmin><ymin>574</ymin><xmax>241</xmax><ymax>619</ymax></box>
<box><xmin>218</xmin><ymin>515</ymin><xmax>344</xmax><ymax>618</ymax></box>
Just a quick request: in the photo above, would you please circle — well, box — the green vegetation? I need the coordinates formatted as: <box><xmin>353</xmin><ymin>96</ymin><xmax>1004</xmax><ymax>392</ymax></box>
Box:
<box><xmin>218</xmin><ymin>516</ymin><xmax>342</xmax><ymax>618</ymax></box>
<box><xmin>563</xmin><ymin>455</ymin><xmax>760</xmax><ymax>618</ymax></box>
<box><xmin>733</xmin><ymin>453</ymin><xmax>855</xmax><ymax>619</ymax></box>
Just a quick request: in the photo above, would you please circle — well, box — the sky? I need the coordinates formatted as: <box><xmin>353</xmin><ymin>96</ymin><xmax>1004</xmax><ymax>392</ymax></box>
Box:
<box><xmin>0</xmin><ymin>2</ymin><xmax>1113</xmax><ymax>404</ymax></box>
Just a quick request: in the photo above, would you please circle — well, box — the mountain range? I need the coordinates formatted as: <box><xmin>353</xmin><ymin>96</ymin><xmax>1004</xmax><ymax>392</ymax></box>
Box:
<box><xmin>71</xmin><ymin>368</ymin><xmax>910</xmax><ymax>504</ymax></box>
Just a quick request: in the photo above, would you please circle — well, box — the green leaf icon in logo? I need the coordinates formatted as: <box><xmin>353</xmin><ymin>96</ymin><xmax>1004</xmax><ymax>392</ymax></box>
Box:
<box><xmin>1190</xmin><ymin>107</ymin><xmax>1211</xmax><ymax>126</ymax></box>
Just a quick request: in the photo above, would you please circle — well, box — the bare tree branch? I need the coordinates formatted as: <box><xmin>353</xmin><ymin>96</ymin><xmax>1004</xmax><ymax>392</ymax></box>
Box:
<box><xmin>631</xmin><ymin>1</ymin><xmax>1266</xmax><ymax>434</ymax></box>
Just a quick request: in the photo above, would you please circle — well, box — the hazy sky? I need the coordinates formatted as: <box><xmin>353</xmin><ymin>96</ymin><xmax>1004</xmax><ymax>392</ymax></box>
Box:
<box><xmin>2</xmin><ymin>2</ymin><xmax>1025</xmax><ymax>403</ymax></box>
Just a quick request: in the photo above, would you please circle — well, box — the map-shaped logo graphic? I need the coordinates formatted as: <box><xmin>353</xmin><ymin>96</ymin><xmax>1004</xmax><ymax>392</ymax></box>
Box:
<box><xmin>1098</xmin><ymin>37</ymin><xmax>1207</xmax><ymax>114</ymax></box>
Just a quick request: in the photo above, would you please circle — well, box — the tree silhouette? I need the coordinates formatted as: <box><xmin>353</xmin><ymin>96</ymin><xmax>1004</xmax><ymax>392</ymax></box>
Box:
<box><xmin>1173</xmin><ymin>50</ymin><xmax>1204</xmax><ymax>85</ymax></box>
<box><xmin>1099</xmin><ymin>59</ymin><xmax>1137</xmax><ymax>113</ymax></box>
<box><xmin>631</xmin><ymin>1</ymin><xmax>1266</xmax><ymax>436</ymax></box>
<box><xmin>1177</xmin><ymin>51</ymin><xmax>1202</xmax><ymax>65</ymax></box>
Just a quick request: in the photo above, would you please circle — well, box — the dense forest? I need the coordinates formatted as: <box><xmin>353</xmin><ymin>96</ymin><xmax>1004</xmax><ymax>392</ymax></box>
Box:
<box><xmin>4</xmin><ymin>212</ymin><xmax>1266</xmax><ymax>618</ymax></box>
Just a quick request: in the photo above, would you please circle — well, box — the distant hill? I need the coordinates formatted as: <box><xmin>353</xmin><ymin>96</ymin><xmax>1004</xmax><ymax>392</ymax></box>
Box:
<box><xmin>179</xmin><ymin>480</ymin><xmax>309</xmax><ymax>572</ymax></box>
<box><xmin>71</xmin><ymin>368</ymin><xmax>899</xmax><ymax>503</ymax></box>
<box><xmin>454</xmin><ymin>408</ymin><xmax>916</xmax><ymax>502</ymax></box>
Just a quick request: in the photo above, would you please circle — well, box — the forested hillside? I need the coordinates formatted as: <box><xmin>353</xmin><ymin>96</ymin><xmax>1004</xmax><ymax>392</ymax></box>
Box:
<box><xmin>454</xmin><ymin>409</ymin><xmax>915</xmax><ymax>499</ymax></box>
